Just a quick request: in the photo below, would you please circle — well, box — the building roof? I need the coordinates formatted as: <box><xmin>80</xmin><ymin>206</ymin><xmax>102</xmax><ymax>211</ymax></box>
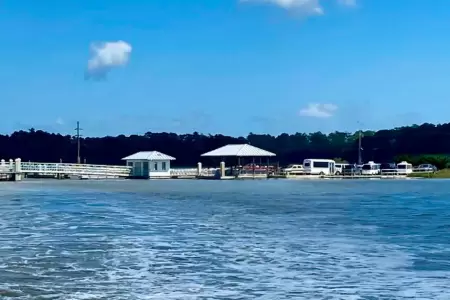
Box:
<box><xmin>122</xmin><ymin>151</ymin><xmax>176</xmax><ymax>161</ymax></box>
<box><xmin>201</xmin><ymin>144</ymin><xmax>276</xmax><ymax>157</ymax></box>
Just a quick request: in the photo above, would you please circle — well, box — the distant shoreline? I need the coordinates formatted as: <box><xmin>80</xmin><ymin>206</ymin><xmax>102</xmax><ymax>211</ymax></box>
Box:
<box><xmin>407</xmin><ymin>169</ymin><xmax>450</xmax><ymax>179</ymax></box>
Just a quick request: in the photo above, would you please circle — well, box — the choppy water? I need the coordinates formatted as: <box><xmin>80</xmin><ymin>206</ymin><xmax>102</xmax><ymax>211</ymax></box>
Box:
<box><xmin>0</xmin><ymin>179</ymin><xmax>449</xmax><ymax>299</ymax></box>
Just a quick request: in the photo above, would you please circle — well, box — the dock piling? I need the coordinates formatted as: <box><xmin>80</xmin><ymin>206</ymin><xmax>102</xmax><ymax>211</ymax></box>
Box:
<box><xmin>197</xmin><ymin>162</ymin><xmax>202</xmax><ymax>176</ymax></box>
<box><xmin>14</xmin><ymin>158</ymin><xmax>22</xmax><ymax>181</ymax></box>
<box><xmin>220</xmin><ymin>161</ymin><xmax>225</xmax><ymax>178</ymax></box>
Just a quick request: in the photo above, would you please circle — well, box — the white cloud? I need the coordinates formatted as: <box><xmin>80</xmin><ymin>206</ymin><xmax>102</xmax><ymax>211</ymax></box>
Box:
<box><xmin>240</xmin><ymin>0</ymin><xmax>355</xmax><ymax>15</ymax></box>
<box><xmin>337</xmin><ymin>0</ymin><xmax>356</xmax><ymax>6</ymax></box>
<box><xmin>299</xmin><ymin>103</ymin><xmax>338</xmax><ymax>118</ymax></box>
<box><xmin>56</xmin><ymin>117</ymin><xmax>64</xmax><ymax>125</ymax></box>
<box><xmin>85</xmin><ymin>40</ymin><xmax>132</xmax><ymax>79</ymax></box>
<box><xmin>241</xmin><ymin>0</ymin><xmax>323</xmax><ymax>15</ymax></box>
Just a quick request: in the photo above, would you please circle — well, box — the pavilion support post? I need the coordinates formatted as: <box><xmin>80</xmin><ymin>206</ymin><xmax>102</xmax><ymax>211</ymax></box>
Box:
<box><xmin>220</xmin><ymin>161</ymin><xmax>225</xmax><ymax>178</ymax></box>
<box><xmin>267</xmin><ymin>158</ymin><xmax>270</xmax><ymax>178</ymax></box>
<box><xmin>237</xmin><ymin>157</ymin><xmax>241</xmax><ymax>177</ymax></box>
<box><xmin>252</xmin><ymin>157</ymin><xmax>255</xmax><ymax>179</ymax></box>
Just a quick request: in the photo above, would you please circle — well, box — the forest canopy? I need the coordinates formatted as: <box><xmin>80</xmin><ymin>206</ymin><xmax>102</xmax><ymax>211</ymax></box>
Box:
<box><xmin>0</xmin><ymin>123</ymin><xmax>449</xmax><ymax>168</ymax></box>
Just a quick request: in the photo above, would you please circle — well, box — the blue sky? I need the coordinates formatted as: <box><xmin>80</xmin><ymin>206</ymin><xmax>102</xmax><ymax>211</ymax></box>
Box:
<box><xmin>1</xmin><ymin>0</ymin><xmax>450</xmax><ymax>137</ymax></box>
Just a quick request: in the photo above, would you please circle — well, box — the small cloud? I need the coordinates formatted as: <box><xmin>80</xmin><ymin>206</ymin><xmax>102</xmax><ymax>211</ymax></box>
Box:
<box><xmin>56</xmin><ymin>117</ymin><xmax>64</xmax><ymax>125</ymax></box>
<box><xmin>240</xmin><ymin>0</ymin><xmax>356</xmax><ymax>15</ymax></box>
<box><xmin>299</xmin><ymin>103</ymin><xmax>338</xmax><ymax>118</ymax></box>
<box><xmin>337</xmin><ymin>0</ymin><xmax>356</xmax><ymax>6</ymax></box>
<box><xmin>85</xmin><ymin>40</ymin><xmax>132</xmax><ymax>80</ymax></box>
<box><xmin>241</xmin><ymin>0</ymin><xmax>323</xmax><ymax>15</ymax></box>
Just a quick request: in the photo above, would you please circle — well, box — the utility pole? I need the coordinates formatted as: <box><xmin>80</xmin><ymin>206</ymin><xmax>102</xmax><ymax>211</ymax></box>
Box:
<box><xmin>358</xmin><ymin>130</ymin><xmax>362</xmax><ymax>165</ymax></box>
<box><xmin>357</xmin><ymin>121</ymin><xmax>363</xmax><ymax>165</ymax></box>
<box><xmin>75</xmin><ymin>121</ymin><xmax>83</xmax><ymax>164</ymax></box>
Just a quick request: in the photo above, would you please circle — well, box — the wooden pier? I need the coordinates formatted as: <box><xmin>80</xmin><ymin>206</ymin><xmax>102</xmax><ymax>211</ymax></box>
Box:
<box><xmin>0</xmin><ymin>159</ymin><xmax>132</xmax><ymax>181</ymax></box>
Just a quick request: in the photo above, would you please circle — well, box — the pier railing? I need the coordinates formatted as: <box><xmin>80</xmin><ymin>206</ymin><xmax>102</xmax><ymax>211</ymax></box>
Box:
<box><xmin>170</xmin><ymin>168</ymin><xmax>217</xmax><ymax>177</ymax></box>
<box><xmin>21</xmin><ymin>162</ymin><xmax>132</xmax><ymax>177</ymax></box>
<box><xmin>380</xmin><ymin>168</ymin><xmax>434</xmax><ymax>175</ymax></box>
<box><xmin>380</xmin><ymin>169</ymin><xmax>400</xmax><ymax>175</ymax></box>
<box><xmin>0</xmin><ymin>159</ymin><xmax>221</xmax><ymax>179</ymax></box>
<box><xmin>0</xmin><ymin>160</ymin><xmax>132</xmax><ymax>177</ymax></box>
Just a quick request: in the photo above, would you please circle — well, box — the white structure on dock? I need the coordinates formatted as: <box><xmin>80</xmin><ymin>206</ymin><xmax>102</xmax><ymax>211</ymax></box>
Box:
<box><xmin>0</xmin><ymin>156</ymin><xmax>210</xmax><ymax>181</ymax></box>
<box><xmin>122</xmin><ymin>151</ymin><xmax>175</xmax><ymax>178</ymax></box>
<box><xmin>201</xmin><ymin>144</ymin><xmax>276</xmax><ymax>178</ymax></box>
<box><xmin>201</xmin><ymin>144</ymin><xmax>276</xmax><ymax>158</ymax></box>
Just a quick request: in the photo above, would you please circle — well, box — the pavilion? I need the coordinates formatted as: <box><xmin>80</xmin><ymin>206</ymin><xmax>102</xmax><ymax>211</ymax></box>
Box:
<box><xmin>201</xmin><ymin>144</ymin><xmax>276</xmax><ymax>176</ymax></box>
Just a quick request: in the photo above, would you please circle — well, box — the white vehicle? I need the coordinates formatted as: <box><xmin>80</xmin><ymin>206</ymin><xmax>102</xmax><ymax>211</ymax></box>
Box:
<box><xmin>334</xmin><ymin>163</ymin><xmax>349</xmax><ymax>175</ymax></box>
<box><xmin>303</xmin><ymin>159</ymin><xmax>335</xmax><ymax>175</ymax></box>
<box><xmin>283</xmin><ymin>164</ymin><xmax>304</xmax><ymax>175</ymax></box>
<box><xmin>396</xmin><ymin>161</ymin><xmax>413</xmax><ymax>175</ymax></box>
<box><xmin>360</xmin><ymin>161</ymin><xmax>381</xmax><ymax>175</ymax></box>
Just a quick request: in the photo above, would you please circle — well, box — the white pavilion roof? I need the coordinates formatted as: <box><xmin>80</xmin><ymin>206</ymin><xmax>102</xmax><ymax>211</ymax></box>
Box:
<box><xmin>122</xmin><ymin>151</ymin><xmax>176</xmax><ymax>161</ymax></box>
<box><xmin>201</xmin><ymin>144</ymin><xmax>276</xmax><ymax>157</ymax></box>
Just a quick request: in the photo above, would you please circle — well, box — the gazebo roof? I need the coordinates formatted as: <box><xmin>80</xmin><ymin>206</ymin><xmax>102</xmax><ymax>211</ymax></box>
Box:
<box><xmin>122</xmin><ymin>151</ymin><xmax>176</xmax><ymax>161</ymax></box>
<box><xmin>201</xmin><ymin>144</ymin><xmax>276</xmax><ymax>157</ymax></box>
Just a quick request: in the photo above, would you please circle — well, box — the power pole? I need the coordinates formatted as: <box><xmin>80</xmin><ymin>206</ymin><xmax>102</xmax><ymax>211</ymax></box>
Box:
<box><xmin>357</xmin><ymin>121</ymin><xmax>363</xmax><ymax>165</ymax></box>
<box><xmin>358</xmin><ymin>130</ymin><xmax>362</xmax><ymax>165</ymax></box>
<box><xmin>75</xmin><ymin>121</ymin><xmax>83</xmax><ymax>164</ymax></box>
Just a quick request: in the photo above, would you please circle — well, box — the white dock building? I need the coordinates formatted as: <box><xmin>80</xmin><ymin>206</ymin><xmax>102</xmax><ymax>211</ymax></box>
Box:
<box><xmin>122</xmin><ymin>151</ymin><xmax>175</xmax><ymax>179</ymax></box>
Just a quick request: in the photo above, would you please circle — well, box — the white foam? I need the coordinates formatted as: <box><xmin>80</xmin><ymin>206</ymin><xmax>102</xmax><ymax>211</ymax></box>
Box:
<box><xmin>0</xmin><ymin>180</ymin><xmax>449</xmax><ymax>299</ymax></box>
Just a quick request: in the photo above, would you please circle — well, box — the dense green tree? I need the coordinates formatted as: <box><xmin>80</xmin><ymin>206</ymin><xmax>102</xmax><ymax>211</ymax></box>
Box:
<box><xmin>0</xmin><ymin>123</ymin><xmax>449</xmax><ymax>167</ymax></box>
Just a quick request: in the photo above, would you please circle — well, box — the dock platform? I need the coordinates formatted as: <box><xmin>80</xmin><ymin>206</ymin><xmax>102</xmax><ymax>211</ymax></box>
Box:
<box><xmin>322</xmin><ymin>175</ymin><xmax>409</xmax><ymax>179</ymax></box>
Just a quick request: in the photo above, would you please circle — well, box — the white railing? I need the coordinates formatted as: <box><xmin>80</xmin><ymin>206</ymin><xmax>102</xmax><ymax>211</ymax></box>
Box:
<box><xmin>0</xmin><ymin>161</ymin><xmax>132</xmax><ymax>177</ymax></box>
<box><xmin>23</xmin><ymin>162</ymin><xmax>131</xmax><ymax>176</ymax></box>
<box><xmin>201</xmin><ymin>168</ymin><xmax>219</xmax><ymax>176</ymax></box>
<box><xmin>240</xmin><ymin>169</ymin><xmax>272</xmax><ymax>175</ymax></box>
<box><xmin>170</xmin><ymin>168</ymin><xmax>198</xmax><ymax>177</ymax></box>
<box><xmin>380</xmin><ymin>168</ymin><xmax>434</xmax><ymax>175</ymax></box>
<box><xmin>0</xmin><ymin>165</ymin><xmax>12</xmax><ymax>172</ymax></box>
<box><xmin>0</xmin><ymin>161</ymin><xmax>223</xmax><ymax>178</ymax></box>
<box><xmin>170</xmin><ymin>168</ymin><xmax>218</xmax><ymax>177</ymax></box>
<box><xmin>380</xmin><ymin>169</ymin><xmax>399</xmax><ymax>175</ymax></box>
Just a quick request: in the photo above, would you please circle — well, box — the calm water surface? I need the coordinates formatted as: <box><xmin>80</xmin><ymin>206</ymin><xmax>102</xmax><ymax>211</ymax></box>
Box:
<box><xmin>0</xmin><ymin>179</ymin><xmax>449</xmax><ymax>299</ymax></box>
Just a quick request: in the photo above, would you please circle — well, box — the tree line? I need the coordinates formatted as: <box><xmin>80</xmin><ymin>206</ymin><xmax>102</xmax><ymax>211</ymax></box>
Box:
<box><xmin>0</xmin><ymin>123</ymin><xmax>449</xmax><ymax>168</ymax></box>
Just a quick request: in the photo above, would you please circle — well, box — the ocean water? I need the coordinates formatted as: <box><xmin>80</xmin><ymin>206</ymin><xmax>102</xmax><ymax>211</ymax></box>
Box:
<box><xmin>0</xmin><ymin>179</ymin><xmax>449</xmax><ymax>300</ymax></box>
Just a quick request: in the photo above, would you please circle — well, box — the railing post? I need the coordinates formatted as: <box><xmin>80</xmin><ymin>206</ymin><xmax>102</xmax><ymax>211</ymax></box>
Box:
<box><xmin>197</xmin><ymin>162</ymin><xmax>202</xmax><ymax>176</ymax></box>
<box><xmin>14</xmin><ymin>158</ymin><xmax>22</xmax><ymax>181</ymax></box>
